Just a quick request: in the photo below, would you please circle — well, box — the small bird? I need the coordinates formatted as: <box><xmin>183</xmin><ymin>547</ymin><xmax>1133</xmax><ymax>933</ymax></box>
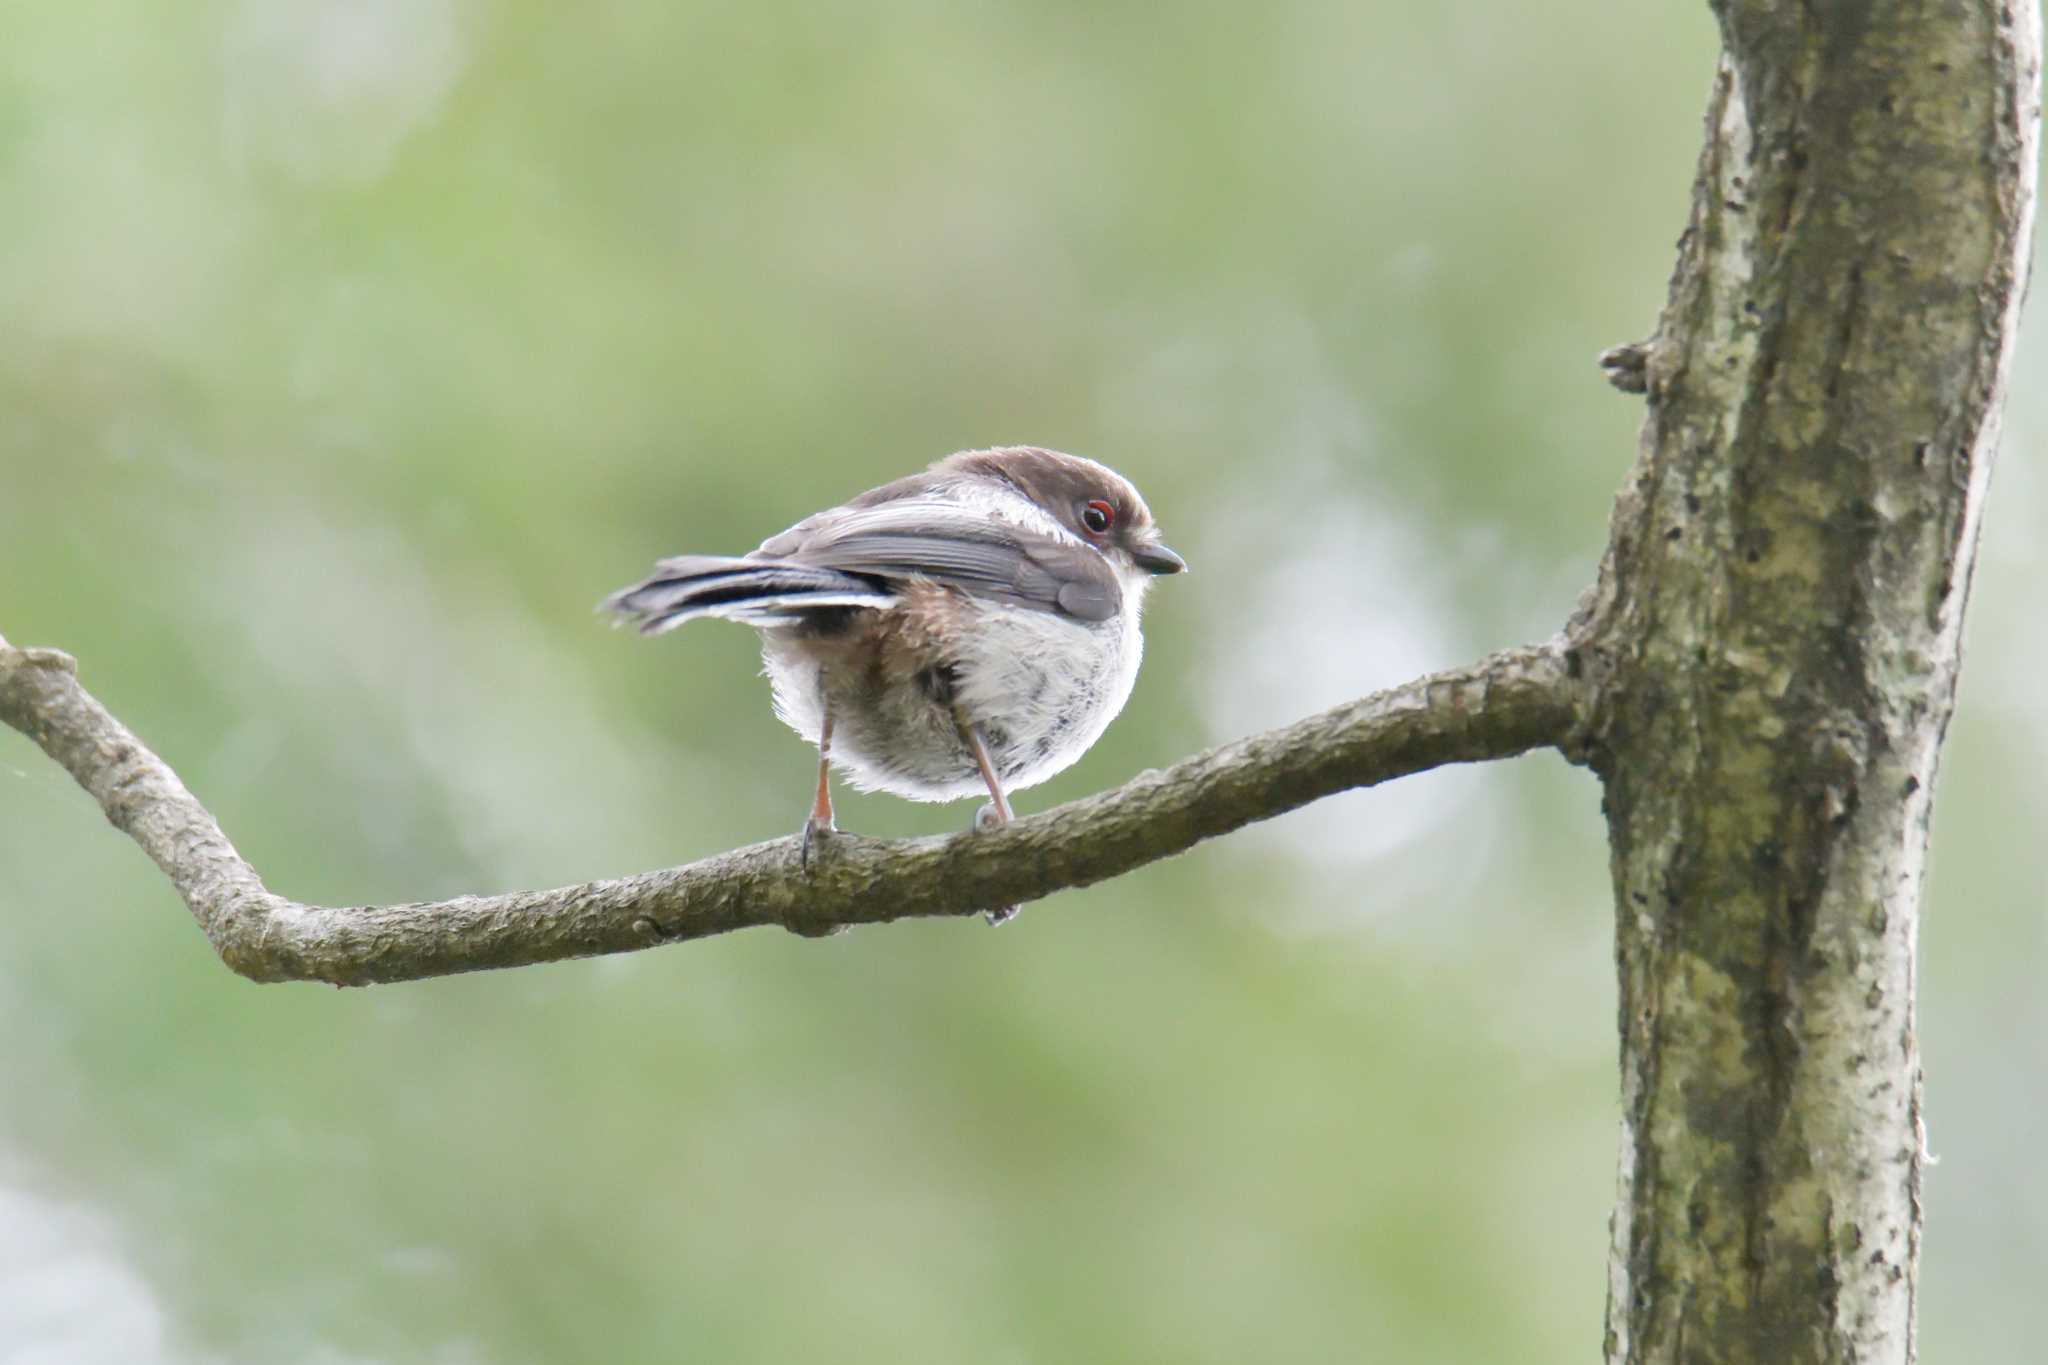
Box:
<box><xmin>604</xmin><ymin>446</ymin><xmax>1184</xmax><ymax>917</ymax></box>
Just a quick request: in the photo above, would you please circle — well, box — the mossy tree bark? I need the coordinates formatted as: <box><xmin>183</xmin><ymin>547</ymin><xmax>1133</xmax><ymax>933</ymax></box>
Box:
<box><xmin>1575</xmin><ymin>2</ymin><xmax>2038</xmax><ymax>1360</ymax></box>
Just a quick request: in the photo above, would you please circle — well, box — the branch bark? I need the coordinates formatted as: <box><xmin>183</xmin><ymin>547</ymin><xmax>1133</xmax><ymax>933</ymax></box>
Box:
<box><xmin>1576</xmin><ymin>2</ymin><xmax>2039</xmax><ymax>1361</ymax></box>
<box><xmin>0</xmin><ymin>631</ymin><xmax>1577</xmax><ymax>986</ymax></box>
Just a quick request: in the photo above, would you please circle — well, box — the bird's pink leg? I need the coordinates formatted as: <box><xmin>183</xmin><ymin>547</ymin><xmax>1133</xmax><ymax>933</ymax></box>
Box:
<box><xmin>957</xmin><ymin>718</ymin><xmax>1019</xmax><ymax>925</ymax></box>
<box><xmin>962</xmin><ymin>724</ymin><xmax>1014</xmax><ymax>828</ymax></box>
<box><xmin>801</xmin><ymin>694</ymin><xmax>835</xmax><ymax>872</ymax></box>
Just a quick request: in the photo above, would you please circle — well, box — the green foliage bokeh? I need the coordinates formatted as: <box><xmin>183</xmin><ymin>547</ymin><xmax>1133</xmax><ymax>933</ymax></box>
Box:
<box><xmin>2</xmin><ymin>3</ymin><xmax>2042</xmax><ymax>1361</ymax></box>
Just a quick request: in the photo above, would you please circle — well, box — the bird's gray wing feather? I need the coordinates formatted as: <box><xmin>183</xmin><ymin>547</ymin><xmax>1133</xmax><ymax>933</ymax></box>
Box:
<box><xmin>601</xmin><ymin>556</ymin><xmax>892</xmax><ymax>634</ymax></box>
<box><xmin>757</xmin><ymin>499</ymin><xmax>1121</xmax><ymax>623</ymax></box>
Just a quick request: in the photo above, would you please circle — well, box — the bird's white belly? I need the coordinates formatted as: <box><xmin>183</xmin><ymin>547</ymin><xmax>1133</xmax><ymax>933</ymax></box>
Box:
<box><xmin>760</xmin><ymin>599</ymin><xmax>1145</xmax><ymax>804</ymax></box>
<box><xmin>954</xmin><ymin>601</ymin><xmax>1143</xmax><ymax>792</ymax></box>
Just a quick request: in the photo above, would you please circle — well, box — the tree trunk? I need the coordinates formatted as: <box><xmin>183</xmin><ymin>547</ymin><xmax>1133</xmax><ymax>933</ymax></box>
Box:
<box><xmin>1576</xmin><ymin>2</ymin><xmax>2039</xmax><ymax>1361</ymax></box>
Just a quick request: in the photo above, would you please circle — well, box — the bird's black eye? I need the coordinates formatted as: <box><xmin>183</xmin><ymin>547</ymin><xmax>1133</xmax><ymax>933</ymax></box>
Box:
<box><xmin>1081</xmin><ymin>499</ymin><xmax>1115</xmax><ymax>534</ymax></box>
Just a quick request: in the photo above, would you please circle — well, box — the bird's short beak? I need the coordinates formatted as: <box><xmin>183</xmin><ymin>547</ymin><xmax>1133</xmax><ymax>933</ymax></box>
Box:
<box><xmin>1132</xmin><ymin>540</ymin><xmax>1187</xmax><ymax>575</ymax></box>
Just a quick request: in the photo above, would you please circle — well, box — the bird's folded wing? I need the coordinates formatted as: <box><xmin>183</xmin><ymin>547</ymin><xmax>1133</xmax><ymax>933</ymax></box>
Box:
<box><xmin>756</xmin><ymin>498</ymin><xmax>1121</xmax><ymax>623</ymax></box>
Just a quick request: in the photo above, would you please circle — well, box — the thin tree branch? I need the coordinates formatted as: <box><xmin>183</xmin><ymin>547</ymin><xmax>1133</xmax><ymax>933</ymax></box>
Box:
<box><xmin>0</xmin><ymin>630</ymin><xmax>1580</xmax><ymax>987</ymax></box>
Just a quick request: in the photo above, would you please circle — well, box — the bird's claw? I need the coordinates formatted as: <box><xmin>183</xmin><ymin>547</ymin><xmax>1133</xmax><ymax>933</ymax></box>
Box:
<box><xmin>789</xmin><ymin>818</ymin><xmax>852</xmax><ymax>936</ymax></box>
<box><xmin>800</xmin><ymin>815</ymin><xmax>836</xmax><ymax>873</ymax></box>
<box><xmin>970</xmin><ymin>802</ymin><xmax>1018</xmax><ymax>924</ymax></box>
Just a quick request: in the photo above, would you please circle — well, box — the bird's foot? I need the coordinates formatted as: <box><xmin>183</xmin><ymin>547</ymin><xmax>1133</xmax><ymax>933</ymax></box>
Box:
<box><xmin>800</xmin><ymin>814</ymin><xmax>836</xmax><ymax>873</ymax></box>
<box><xmin>789</xmin><ymin>814</ymin><xmax>850</xmax><ymax>936</ymax></box>
<box><xmin>970</xmin><ymin>801</ymin><xmax>1019</xmax><ymax>925</ymax></box>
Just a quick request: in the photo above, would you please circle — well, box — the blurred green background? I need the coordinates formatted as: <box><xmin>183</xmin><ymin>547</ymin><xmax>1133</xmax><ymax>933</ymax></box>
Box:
<box><xmin>2</xmin><ymin>3</ymin><xmax>2040</xmax><ymax>1361</ymax></box>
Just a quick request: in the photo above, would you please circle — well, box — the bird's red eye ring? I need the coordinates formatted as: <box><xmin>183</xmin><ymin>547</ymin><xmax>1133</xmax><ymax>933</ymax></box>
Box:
<box><xmin>1081</xmin><ymin>499</ymin><xmax>1116</xmax><ymax>534</ymax></box>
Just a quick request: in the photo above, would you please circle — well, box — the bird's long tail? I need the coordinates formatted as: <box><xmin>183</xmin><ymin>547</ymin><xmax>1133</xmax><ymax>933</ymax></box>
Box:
<box><xmin>601</xmin><ymin>555</ymin><xmax>892</xmax><ymax>634</ymax></box>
